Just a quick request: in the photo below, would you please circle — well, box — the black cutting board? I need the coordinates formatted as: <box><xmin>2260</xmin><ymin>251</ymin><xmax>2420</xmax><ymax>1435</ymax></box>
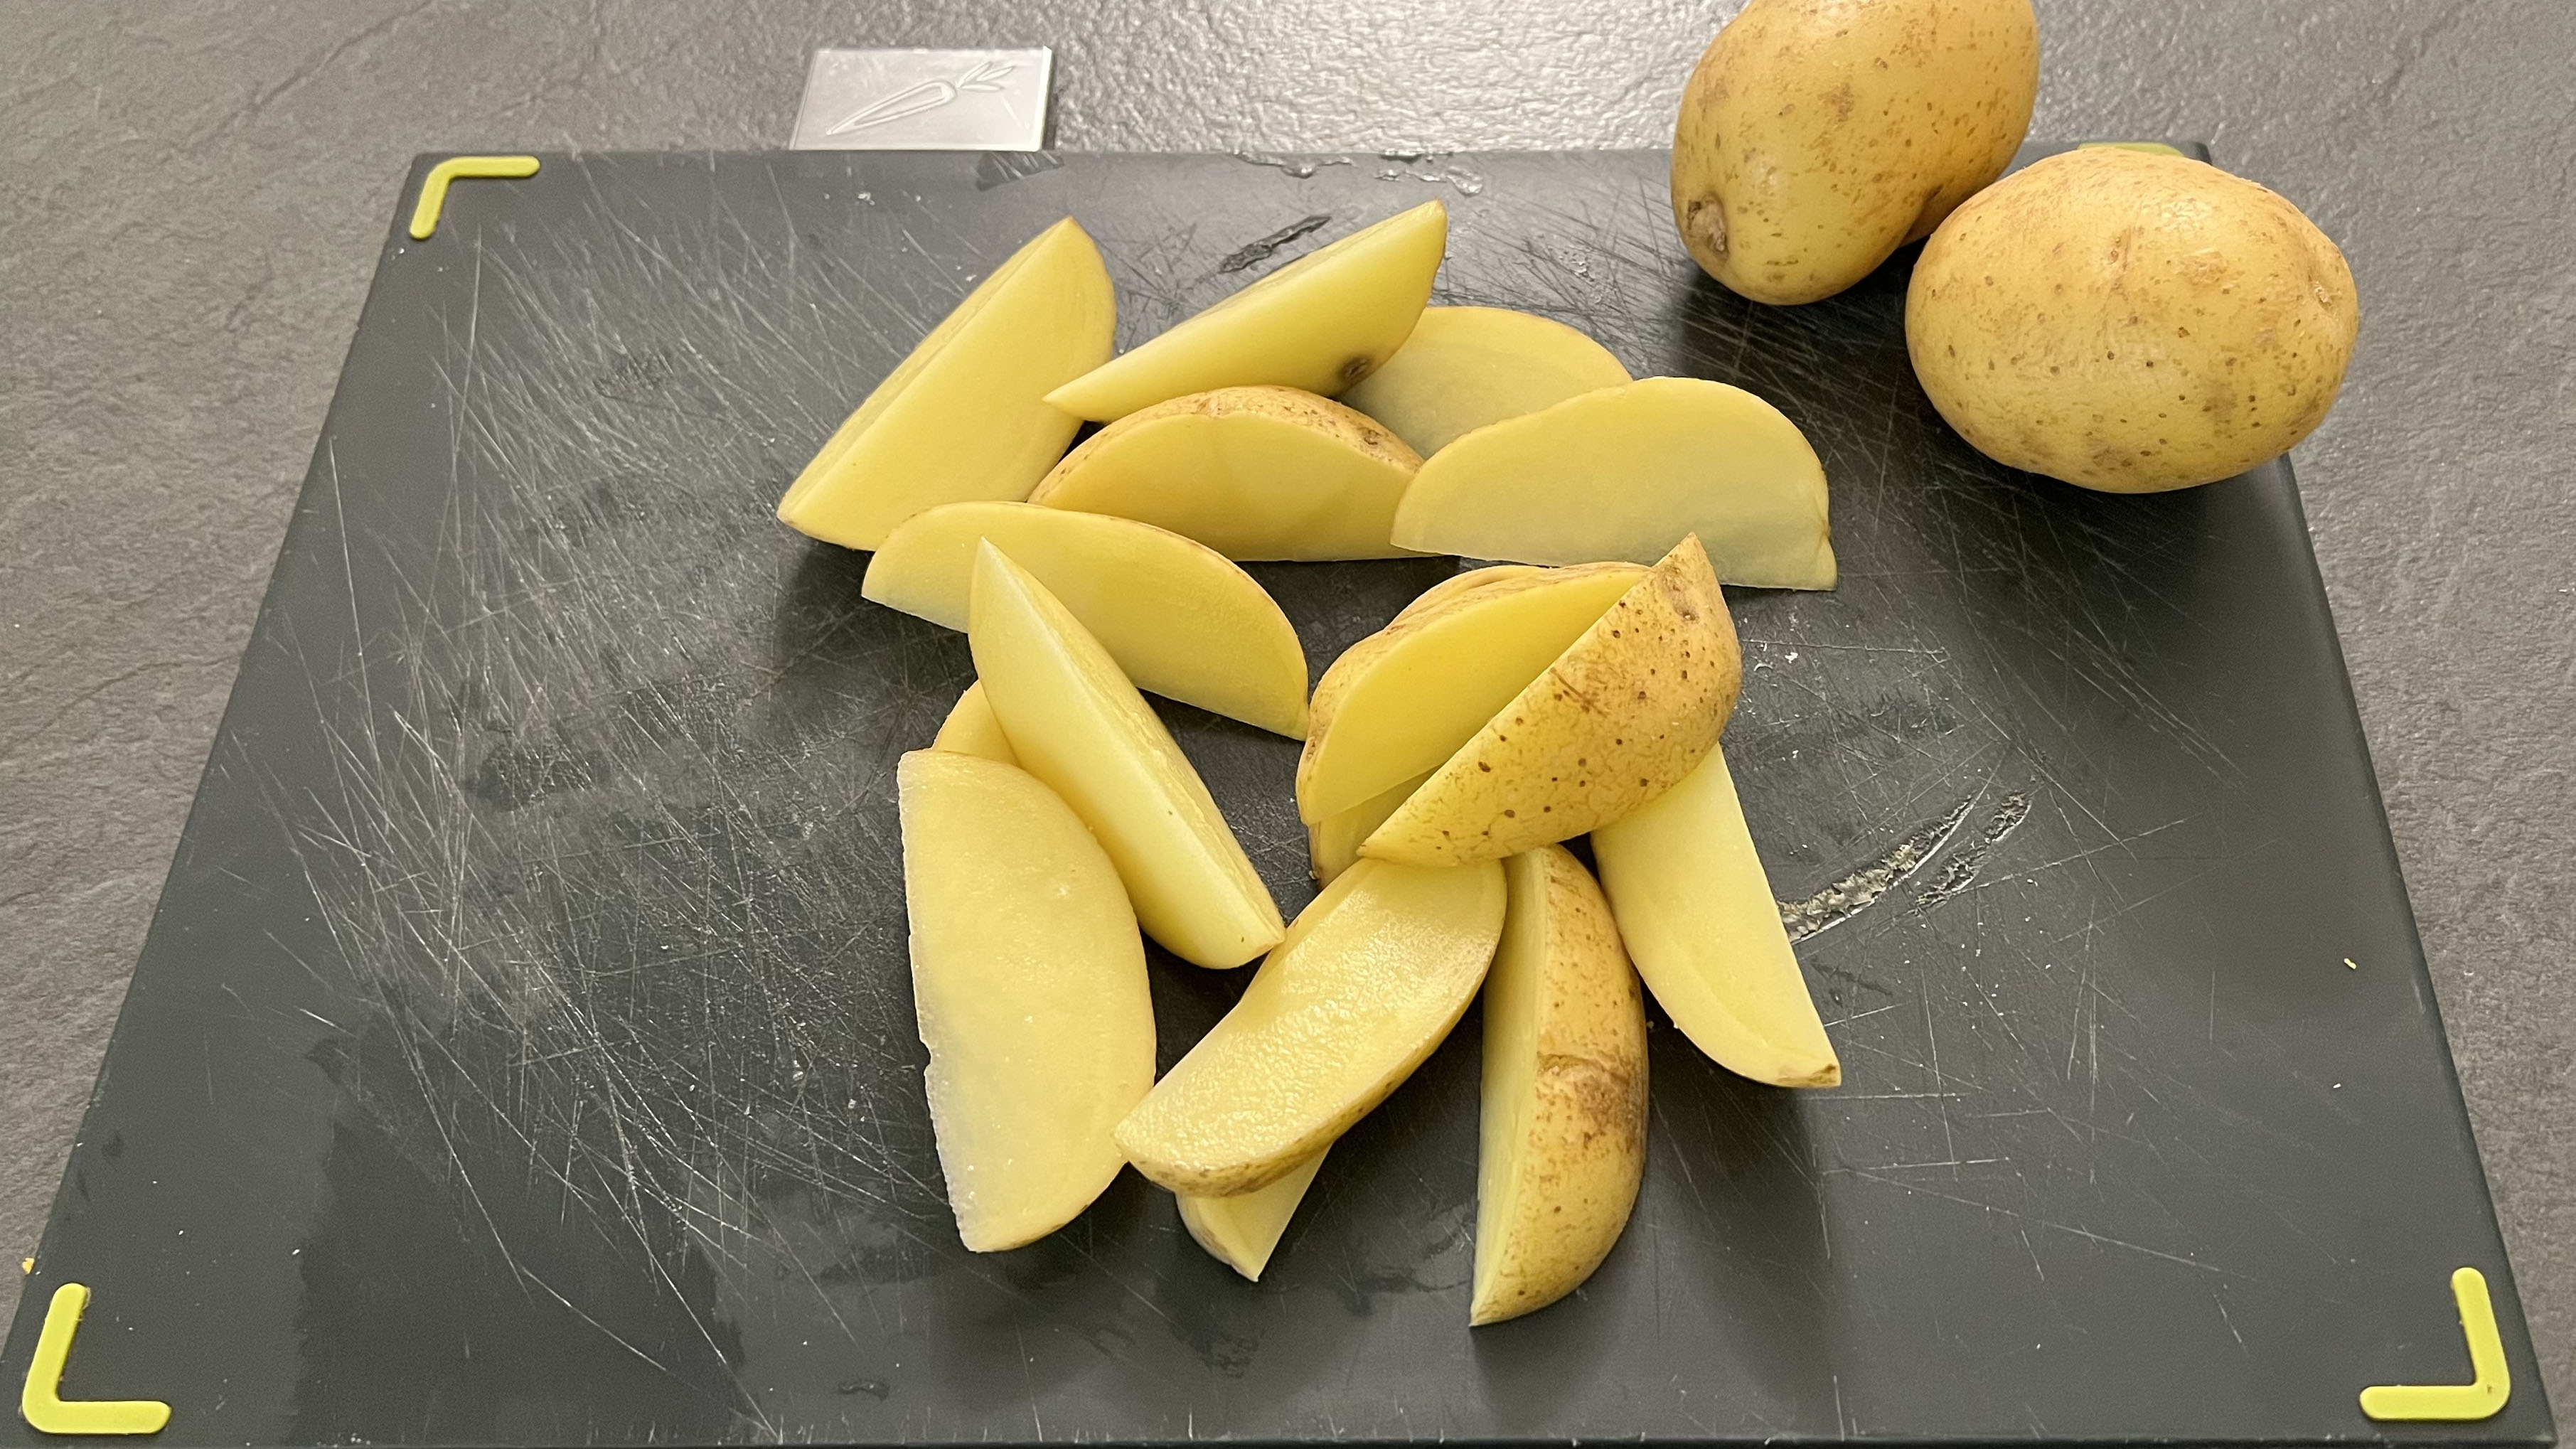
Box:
<box><xmin>1</xmin><ymin>149</ymin><xmax>2553</xmax><ymax>1448</ymax></box>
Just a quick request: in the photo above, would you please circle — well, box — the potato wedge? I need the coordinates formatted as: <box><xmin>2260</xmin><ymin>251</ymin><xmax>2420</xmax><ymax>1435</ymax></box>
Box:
<box><xmin>1298</xmin><ymin>564</ymin><xmax>1646</xmax><ymax>823</ymax></box>
<box><xmin>1362</xmin><ymin>536</ymin><xmax>1741</xmax><ymax>867</ymax></box>
<box><xmin>1044</xmin><ymin>202</ymin><xmax>1448</xmax><ymax>420</ymax></box>
<box><xmin>1341</xmin><ymin>306</ymin><xmax>1632</xmax><ymax>456</ymax></box>
<box><xmin>778</xmin><ymin>218</ymin><xmax>1113</xmax><ymax>550</ymax></box>
<box><xmin>896</xmin><ymin>750</ymin><xmax>1155</xmax><ymax>1251</ymax></box>
<box><xmin>867</xmin><ymin>503</ymin><xmax>1309</xmax><ymax>736</ymax></box>
<box><xmin>1028</xmin><ymin>387</ymin><xmax>1423</xmax><ymax>561</ymax></box>
<box><xmin>1115</xmin><ymin>857</ymin><xmax>1507</xmax><ymax>1196</ymax></box>
<box><xmin>1391</xmin><ymin>378</ymin><xmax>1836</xmax><ymax>589</ymax></box>
<box><xmin>931</xmin><ymin>681</ymin><xmax>1017</xmax><ymax>764</ymax></box>
<box><xmin>969</xmin><ymin>542</ymin><xmax>1283</xmax><ymax>968</ymax></box>
<box><xmin>1390</xmin><ymin>565</ymin><xmax>1550</xmax><ymax>625</ymax></box>
<box><xmin>1473</xmin><ymin>845</ymin><xmax>1647</xmax><ymax>1325</ymax></box>
<box><xmin>1308</xmin><ymin>771</ymin><xmax>1431</xmax><ymax>885</ymax></box>
<box><xmin>1176</xmin><ymin>1149</ymin><xmax>1327</xmax><ymax>1281</ymax></box>
<box><xmin>1591</xmin><ymin>744</ymin><xmax>1839</xmax><ymax>1087</ymax></box>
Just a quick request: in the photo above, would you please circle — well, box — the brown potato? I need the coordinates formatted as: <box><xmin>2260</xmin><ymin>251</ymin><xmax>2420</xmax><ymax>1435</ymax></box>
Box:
<box><xmin>1906</xmin><ymin>147</ymin><xmax>2361</xmax><ymax>493</ymax></box>
<box><xmin>1672</xmin><ymin>0</ymin><xmax>2039</xmax><ymax>305</ymax></box>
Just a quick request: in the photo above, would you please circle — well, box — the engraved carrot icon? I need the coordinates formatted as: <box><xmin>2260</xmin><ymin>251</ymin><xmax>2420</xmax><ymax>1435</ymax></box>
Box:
<box><xmin>827</xmin><ymin>59</ymin><xmax>1018</xmax><ymax>137</ymax></box>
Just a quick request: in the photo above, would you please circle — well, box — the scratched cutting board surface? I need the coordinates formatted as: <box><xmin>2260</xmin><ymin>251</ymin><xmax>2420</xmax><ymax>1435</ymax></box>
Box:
<box><xmin>1</xmin><ymin>150</ymin><xmax>2555</xmax><ymax>1448</ymax></box>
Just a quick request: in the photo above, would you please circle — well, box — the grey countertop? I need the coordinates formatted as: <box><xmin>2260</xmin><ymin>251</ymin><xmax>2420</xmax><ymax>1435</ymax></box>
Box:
<box><xmin>2</xmin><ymin>0</ymin><xmax>2567</xmax><ymax>1410</ymax></box>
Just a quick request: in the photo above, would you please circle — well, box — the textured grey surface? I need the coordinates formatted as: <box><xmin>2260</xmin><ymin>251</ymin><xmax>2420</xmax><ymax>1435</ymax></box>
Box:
<box><xmin>0</xmin><ymin>0</ymin><xmax>2566</xmax><ymax>1411</ymax></box>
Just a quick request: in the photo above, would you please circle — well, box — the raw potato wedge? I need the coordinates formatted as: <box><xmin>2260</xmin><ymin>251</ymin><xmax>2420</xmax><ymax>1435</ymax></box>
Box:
<box><xmin>1341</xmin><ymin>306</ymin><xmax>1633</xmax><ymax>456</ymax></box>
<box><xmin>1391</xmin><ymin>378</ymin><xmax>1836</xmax><ymax>589</ymax></box>
<box><xmin>1591</xmin><ymin>744</ymin><xmax>1840</xmax><ymax>1087</ymax></box>
<box><xmin>1115</xmin><ymin>857</ymin><xmax>1507</xmax><ymax>1196</ymax></box>
<box><xmin>1473</xmin><ymin>846</ymin><xmax>1648</xmax><ymax>1325</ymax></box>
<box><xmin>1298</xmin><ymin>564</ymin><xmax>1647</xmax><ymax>823</ymax></box>
<box><xmin>1308</xmin><ymin>771</ymin><xmax>1431</xmax><ymax>885</ymax></box>
<box><xmin>778</xmin><ymin>218</ymin><xmax>1114</xmax><ymax>550</ymax></box>
<box><xmin>1362</xmin><ymin>536</ymin><xmax>1741</xmax><ymax>867</ymax></box>
<box><xmin>867</xmin><ymin>503</ymin><xmax>1309</xmax><ymax>736</ymax></box>
<box><xmin>1177</xmin><ymin>1149</ymin><xmax>1328</xmax><ymax>1281</ymax></box>
<box><xmin>1029</xmin><ymin>387</ymin><xmax>1423</xmax><ymax>561</ymax></box>
<box><xmin>932</xmin><ymin>682</ymin><xmax>1018</xmax><ymax>764</ymax></box>
<box><xmin>1045</xmin><ymin>202</ymin><xmax>1448</xmax><ymax>420</ymax></box>
<box><xmin>969</xmin><ymin>542</ymin><xmax>1284</xmax><ymax>968</ymax></box>
<box><xmin>1391</xmin><ymin>565</ymin><xmax>1550</xmax><ymax>624</ymax></box>
<box><xmin>896</xmin><ymin>751</ymin><xmax>1155</xmax><ymax>1251</ymax></box>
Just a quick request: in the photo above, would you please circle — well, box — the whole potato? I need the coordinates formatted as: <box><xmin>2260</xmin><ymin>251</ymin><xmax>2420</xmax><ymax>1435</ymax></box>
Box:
<box><xmin>1671</xmin><ymin>0</ymin><xmax>2038</xmax><ymax>306</ymax></box>
<box><xmin>1906</xmin><ymin>147</ymin><xmax>2361</xmax><ymax>493</ymax></box>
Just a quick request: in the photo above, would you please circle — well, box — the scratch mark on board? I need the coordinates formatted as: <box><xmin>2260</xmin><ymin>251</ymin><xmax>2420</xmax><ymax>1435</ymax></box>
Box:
<box><xmin>1779</xmin><ymin>797</ymin><xmax>1975</xmax><ymax>941</ymax></box>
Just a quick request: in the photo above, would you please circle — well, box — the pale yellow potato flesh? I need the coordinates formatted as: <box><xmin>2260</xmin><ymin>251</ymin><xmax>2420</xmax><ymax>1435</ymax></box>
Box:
<box><xmin>1307</xmin><ymin>771</ymin><xmax>1431</xmax><ymax>885</ymax></box>
<box><xmin>1392</xmin><ymin>378</ymin><xmax>1834</xmax><ymax>588</ymax></box>
<box><xmin>896</xmin><ymin>750</ymin><xmax>1155</xmax><ymax>1251</ymax></box>
<box><xmin>1175</xmin><ymin>1148</ymin><xmax>1327</xmax><ymax>1281</ymax></box>
<box><xmin>1028</xmin><ymin>387</ymin><xmax>1423</xmax><ymax>562</ymax></box>
<box><xmin>865</xmin><ymin>502</ymin><xmax>1309</xmax><ymax>737</ymax></box>
<box><xmin>1362</xmin><ymin>536</ymin><xmax>1741</xmax><ymax>867</ymax></box>
<box><xmin>1339</xmin><ymin>306</ymin><xmax>1633</xmax><ymax>456</ymax></box>
<box><xmin>1907</xmin><ymin>147</ymin><xmax>2361</xmax><ymax>493</ymax></box>
<box><xmin>1114</xmin><ymin>857</ymin><xmax>1507</xmax><ymax>1196</ymax></box>
<box><xmin>1473</xmin><ymin>845</ymin><xmax>1647</xmax><ymax>1325</ymax></box>
<box><xmin>1591</xmin><ymin>744</ymin><xmax>1840</xmax><ymax>1088</ymax></box>
<box><xmin>932</xmin><ymin>681</ymin><xmax>1017</xmax><ymax>764</ymax></box>
<box><xmin>1045</xmin><ymin>201</ymin><xmax>1448</xmax><ymax>420</ymax></box>
<box><xmin>1672</xmin><ymin>0</ymin><xmax>2038</xmax><ymax>305</ymax></box>
<box><xmin>778</xmin><ymin>218</ymin><xmax>1114</xmax><ymax>550</ymax></box>
<box><xmin>1390</xmin><ymin>565</ymin><xmax>1549</xmax><ymax>624</ymax></box>
<box><xmin>1296</xmin><ymin>564</ymin><xmax>1646</xmax><ymax>823</ymax></box>
<box><xmin>968</xmin><ymin>542</ymin><xmax>1283</xmax><ymax>968</ymax></box>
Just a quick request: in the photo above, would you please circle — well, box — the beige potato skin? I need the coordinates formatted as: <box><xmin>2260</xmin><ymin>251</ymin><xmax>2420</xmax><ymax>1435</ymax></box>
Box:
<box><xmin>1472</xmin><ymin>846</ymin><xmax>1648</xmax><ymax>1326</ymax></box>
<box><xmin>1361</xmin><ymin>537</ymin><xmax>1742</xmax><ymax>867</ymax></box>
<box><xmin>1672</xmin><ymin>0</ymin><xmax>2038</xmax><ymax>305</ymax></box>
<box><xmin>1906</xmin><ymin>147</ymin><xmax>2361</xmax><ymax>492</ymax></box>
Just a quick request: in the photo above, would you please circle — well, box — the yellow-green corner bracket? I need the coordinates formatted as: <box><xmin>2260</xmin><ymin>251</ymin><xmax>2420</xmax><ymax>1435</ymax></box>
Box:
<box><xmin>2361</xmin><ymin>1267</ymin><xmax>2512</xmax><ymax>1422</ymax></box>
<box><xmin>409</xmin><ymin>154</ymin><xmax>541</xmax><ymax>240</ymax></box>
<box><xmin>19</xmin><ymin>1283</ymin><xmax>170</xmax><ymax>1435</ymax></box>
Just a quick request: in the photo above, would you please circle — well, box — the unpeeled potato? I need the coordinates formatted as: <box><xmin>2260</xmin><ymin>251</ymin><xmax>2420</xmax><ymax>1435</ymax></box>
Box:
<box><xmin>1906</xmin><ymin>146</ymin><xmax>2361</xmax><ymax>492</ymax></box>
<box><xmin>1672</xmin><ymin>0</ymin><xmax>2038</xmax><ymax>305</ymax></box>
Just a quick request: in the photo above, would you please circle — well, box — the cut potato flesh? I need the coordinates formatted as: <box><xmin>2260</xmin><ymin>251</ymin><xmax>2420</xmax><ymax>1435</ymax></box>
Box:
<box><xmin>1029</xmin><ymin>387</ymin><xmax>1423</xmax><ymax>562</ymax></box>
<box><xmin>1391</xmin><ymin>377</ymin><xmax>1837</xmax><ymax>589</ymax></box>
<box><xmin>1390</xmin><ymin>565</ymin><xmax>1549</xmax><ymax>625</ymax></box>
<box><xmin>1115</xmin><ymin>857</ymin><xmax>1507</xmax><ymax>1196</ymax></box>
<box><xmin>1362</xmin><ymin>535</ymin><xmax>1741</xmax><ymax>867</ymax></box>
<box><xmin>896</xmin><ymin>750</ymin><xmax>1155</xmax><ymax>1251</ymax></box>
<box><xmin>932</xmin><ymin>681</ymin><xmax>1017</xmax><ymax>764</ymax></box>
<box><xmin>1044</xmin><ymin>202</ymin><xmax>1448</xmax><ymax>421</ymax></box>
<box><xmin>779</xmin><ymin>218</ymin><xmax>1115</xmax><ymax>550</ymax></box>
<box><xmin>1176</xmin><ymin>1148</ymin><xmax>1327</xmax><ymax>1281</ymax></box>
<box><xmin>968</xmin><ymin>542</ymin><xmax>1284</xmax><ymax>968</ymax></box>
<box><xmin>1297</xmin><ymin>564</ymin><xmax>1645</xmax><ymax>823</ymax></box>
<box><xmin>1308</xmin><ymin>771</ymin><xmax>1430</xmax><ymax>885</ymax></box>
<box><xmin>1473</xmin><ymin>845</ymin><xmax>1647</xmax><ymax>1325</ymax></box>
<box><xmin>1341</xmin><ymin>306</ymin><xmax>1633</xmax><ymax>457</ymax></box>
<box><xmin>867</xmin><ymin>502</ymin><xmax>1309</xmax><ymax>737</ymax></box>
<box><xmin>1591</xmin><ymin>744</ymin><xmax>1841</xmax><ymax>1088</ymax></box>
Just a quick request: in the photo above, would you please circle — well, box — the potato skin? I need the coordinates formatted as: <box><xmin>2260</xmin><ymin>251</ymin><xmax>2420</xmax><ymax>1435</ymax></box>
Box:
<box><xmin>1905</xmin><ymin>148</ymin><xmax>2361</xmax><ymax>493</ymax></box>
<box><xmin>1359</xmin><ymin>537</ymin><xmax>1741</xmax><ymax>868</ymax></box>
<box><xmin>1672</xmin><ymin>0</ymin><xmax>2038</xmax><ymax>305</ymax></box>
<box><xmin>1471</xmin><ymin>846</ymin><xmax>1648</xmax><ymax>1326</ymax></box>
